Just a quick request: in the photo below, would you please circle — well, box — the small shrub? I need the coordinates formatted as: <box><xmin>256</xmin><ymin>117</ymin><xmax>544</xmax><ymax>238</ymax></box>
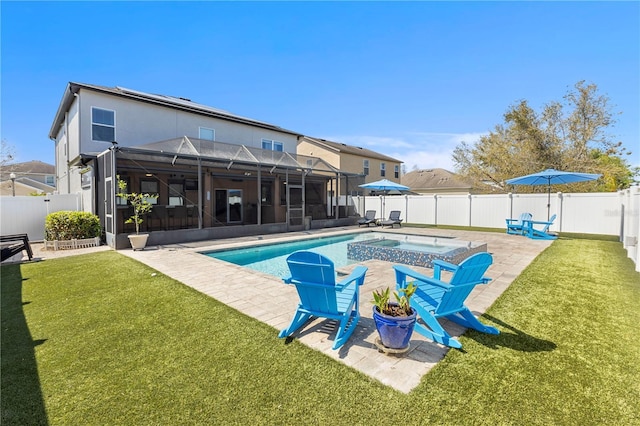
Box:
<box><xmin>45</xmin><ymin>211</ymin><xmax>102</xmax><ymax>241</ymax></box>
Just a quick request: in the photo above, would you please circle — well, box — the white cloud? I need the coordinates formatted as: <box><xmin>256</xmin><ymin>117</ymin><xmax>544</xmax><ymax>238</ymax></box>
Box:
<box><xmin>323</xmin><ymin>131</ymin><xmax>488</xmax><ymax>172</ymax></box>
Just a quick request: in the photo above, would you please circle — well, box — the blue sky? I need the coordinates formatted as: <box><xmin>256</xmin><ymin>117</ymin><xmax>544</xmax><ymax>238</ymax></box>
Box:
<box><xmin>2</xmin><ymin>1</ymin><xmax>639</xmax><ymax>171</ymax></box>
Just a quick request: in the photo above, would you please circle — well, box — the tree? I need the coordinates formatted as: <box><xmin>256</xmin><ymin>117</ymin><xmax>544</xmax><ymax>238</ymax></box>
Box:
<box><xmin>1</xmin><ymin>139</ymin><xmax>15</xmax><ymax>166</ymax></box>
<box><xmin>453</xmin><ymin>81</ymin><xmax>636</xmax><ymax>192</ymax></box>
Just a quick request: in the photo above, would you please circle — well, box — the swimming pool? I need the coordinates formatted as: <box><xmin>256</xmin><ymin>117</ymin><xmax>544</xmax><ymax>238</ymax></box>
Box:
<box><xmin>203</xmin><ymin>232</ymin><xmax>486</xmax><ymax>278</ymax></box>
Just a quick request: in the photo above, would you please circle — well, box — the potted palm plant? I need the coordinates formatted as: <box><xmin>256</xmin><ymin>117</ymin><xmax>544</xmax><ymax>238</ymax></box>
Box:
<box><xmin>372</xmin><ymin>282</ymin><xmax>417</xmax><ymax>351</ymax></box>
<box><xmin>117</xmin><ymin>176</ymin><xmax>157</xmax><ymax>250</ymax></box>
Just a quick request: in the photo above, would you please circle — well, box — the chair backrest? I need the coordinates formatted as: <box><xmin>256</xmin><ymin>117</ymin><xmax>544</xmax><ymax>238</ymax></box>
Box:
<box><xmin>540</xmin><ymin>214</ymin><xmax>557</xmax><ymax>232</ymax></box>
<box><xmin>286</xmin><ymin>251</ymin><xmax>339</xmax><ymax>313</ymax></box>
<box><xmin>365</xmin><ymin>210</ymin><xmax>376</xmax><ymax>220</ymax></box>
<box><xmin>436</xmin><ymin>252</ymin><xmax>493</xmax><ymax>316</ymax></box>
<box><xmin>519</xmin><ymin>212</ymin><xmax>532</xmax><ymax>224</ymax></box>
<box><xmin>389</xmin><ymin>210</ymin><xmax>401</xmax><ymax>221</ymax></box>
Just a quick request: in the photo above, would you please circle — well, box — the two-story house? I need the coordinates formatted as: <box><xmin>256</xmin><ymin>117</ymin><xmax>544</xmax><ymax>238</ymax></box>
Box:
<box><xmin>297</xmin><ymin>136</ymin><xmax>403</xmax><ymax>211</ymax></box>
<box><xmin>48</xmin><ymin>83</ymin><xmax>353</xmax><ymax>248</ymax></box>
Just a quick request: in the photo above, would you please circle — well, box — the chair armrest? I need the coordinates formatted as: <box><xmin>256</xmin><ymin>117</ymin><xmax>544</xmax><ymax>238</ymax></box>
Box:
<box><xmin>431</xmin><ymin>259</ymin><xmax>458</xmax><ymax>279</ymax></box>
<box><xmin>527</xmin><ymin>219</ymin><xmax>553</xmax><ymax>226</ymax></box>
<box><xmin>393</xmin><ymin>264</ymin><xmax>452</xmax><ymax>291</ymax></box>
<box><xmin>335</xmin><ymin>266</ymin><xmax>368</xmax><ymax>290</ymax></box>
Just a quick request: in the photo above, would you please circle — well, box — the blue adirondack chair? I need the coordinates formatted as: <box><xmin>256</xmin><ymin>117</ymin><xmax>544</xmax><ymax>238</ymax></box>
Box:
<box><xmin>506</xmin><ymin>212</ymin><xmax>532</xmax><ymax>235</ymax></box>
<box><xmin>279</xmin><ymin>251</ymin><xmax>368</xmax><ymax>350</ymax></box>
<box><xmin>393</xmin><ymin>252</ymin><xmax>499</xmax><ymax>349</ymax></box>
<box><xmin>357</xmin><ymin>210</ymin><xmax>377</xmax><ymax>227</ymax></box>
<box><xmin>523</xmin><ymin>214</ymin><xmax>557</xmax><ymax>240</ymax></box>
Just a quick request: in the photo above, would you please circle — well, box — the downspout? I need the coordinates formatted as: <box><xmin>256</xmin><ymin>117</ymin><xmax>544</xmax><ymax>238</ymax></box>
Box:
<box><xmin>65</xmin><ymin>110</ymin><xmax>71</xmax><ymax>194</ymax></box>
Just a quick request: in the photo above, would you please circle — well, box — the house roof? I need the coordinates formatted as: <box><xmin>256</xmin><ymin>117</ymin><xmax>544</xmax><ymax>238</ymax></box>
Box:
<box><xmin>401</xmin><ymin>168</ymin><xmax>472</xmax><ymax>192</ymax></box>
<box><xmin>49</xmin><ymin>82</ymin><xmax>301</xmax><ymax>140</ymax></box>
<box><xmin>302</xmin><ymin>136</ymin><xmax>401</xmax><ymax>163</ymax></box>
<box><xmin>2</xmin><ymin>160</ymin><xmax>54</xmax><ymax>175</ymax></box>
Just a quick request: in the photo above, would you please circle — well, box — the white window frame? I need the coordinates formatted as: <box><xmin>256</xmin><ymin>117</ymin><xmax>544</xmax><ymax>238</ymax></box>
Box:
<box><xmin>199</xmin><ymin>127</ymin><xmax>215</xmax><ymax>141</ymax></box>
<box><xmin>394</xmin><ymin>165</ymin><xmax>399</xmax><ymax>179</ymax></box>
<box><xmin>91</xmin><ymin>107</ymin><xmax>116</xmax><ymax>142</ymax></box>
<box><xmin>262</xmin><ymin>138</ymin><xmax>284</xmax><ymax>152</ymax></box>
<box><xmin>380</xmin><ymin>162</ymin><xmax>386</xmax><ymax>177</ymax></box>
<box><xmin>363</xmin><ymin>160</ymin><xmax>369</xmax><ymax>176</ymax></box>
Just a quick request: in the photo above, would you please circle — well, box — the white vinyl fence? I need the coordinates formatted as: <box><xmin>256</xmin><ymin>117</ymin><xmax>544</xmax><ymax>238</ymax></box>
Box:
<box><xmin>355</xmin><ymin>186</ymin><xmax>640</xmax><ymax>271</ymax></box>
<box><xmin>1</xmin><ymin>188</ymin><xmax>638</xmax><ymax>271</ymax></box>
<box><xmin>0</xmin><ymin>194</ymin><xmax>83</xmax><ymax>241</ymax></box>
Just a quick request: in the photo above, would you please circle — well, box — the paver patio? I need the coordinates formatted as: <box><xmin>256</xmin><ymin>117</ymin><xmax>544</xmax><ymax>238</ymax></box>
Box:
<box><xmin>111</xmin><ymin>226</ymin><xmax>552</xmax><ymax>393</ymax></box>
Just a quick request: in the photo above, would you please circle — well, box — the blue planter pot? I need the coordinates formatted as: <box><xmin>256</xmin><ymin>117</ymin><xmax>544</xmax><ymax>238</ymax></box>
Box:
<box><xmin>372</xmin><ymin>304</ymin><xmax>417</xmax><ymax>350</ymax></box>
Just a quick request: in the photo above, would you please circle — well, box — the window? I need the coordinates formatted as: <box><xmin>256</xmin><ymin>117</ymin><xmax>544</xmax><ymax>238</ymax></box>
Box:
<box><xmin>140</xmin><ymin>179</ymin><xmax>159</xmax><ymax>205</ymax></box>
<box><xmin>45</xmin><ymin>175</ymin><xmax>55</xmax><ymax>185</ymax></box>
<box><xmin>394</xmin><ymin>165</ymin><xmax>399</xmax><ymax>179</ymax></box>
<box><xmin>261</xmin><ymin>184</ymin><xmax>272</xmax><ymax>205</ymax></box>
<box><xmin>262</xmin><ymin>138</ymin><xmax>283</xmax><ymax>151</ymax></box>
<box><xmin>380</xmin><ymin>162</ymin><xmax>386</xmax><ymax>177</ymax></box>
<box><xmin>168</xmin><ymin>181</ymin><xmax>184</xmax><ymax>206</ymax></box>
<box><xmin>199</xmin><ymin>127</ymin><xmax>215</xmax><ymax>141</ymax></box>
<box><xmin>92</xmin><ymin>107</ymin><xmax>115</xmax><ymax>142</ymax></box>
<box><xmin>363</xmin><ymin>160</ymin><xmax>369</xmax><ymax>176</ymax></box>
<box><xmin>116</xmin><ymin>176</ymin><xmax>130</xmax><ymax>206</ymax></box>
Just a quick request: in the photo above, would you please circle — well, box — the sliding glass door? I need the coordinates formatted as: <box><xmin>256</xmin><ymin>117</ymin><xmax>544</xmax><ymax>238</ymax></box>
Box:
<box><xmin>215</xmin><ymin>189</ymin><xmax>243</xmax><ymax>224</ymax></box>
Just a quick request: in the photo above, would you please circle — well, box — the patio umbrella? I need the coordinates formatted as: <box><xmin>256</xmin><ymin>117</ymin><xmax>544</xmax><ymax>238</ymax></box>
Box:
<box><xmin>359</xmin><ymin>179</ymin><xmax>410</xmax><ymax>218</ymax></box>
<box><xmin>505</xmin><ymin>168</ymin><xmax>601</xmax><ymax>220</ymax></box>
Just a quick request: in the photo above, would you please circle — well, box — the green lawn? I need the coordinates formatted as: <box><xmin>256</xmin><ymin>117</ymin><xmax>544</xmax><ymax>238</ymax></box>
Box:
<box><xmin>2</xmin><ymin>239</ymin><xmax>639</xmax><ymax>425</ymax></box>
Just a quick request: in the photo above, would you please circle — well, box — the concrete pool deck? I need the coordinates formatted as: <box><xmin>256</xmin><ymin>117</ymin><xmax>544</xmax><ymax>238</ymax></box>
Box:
<box><xmin>31</xmin><ymin>227</ymin><xmax>553</xmax><ymax>393</ymax></box>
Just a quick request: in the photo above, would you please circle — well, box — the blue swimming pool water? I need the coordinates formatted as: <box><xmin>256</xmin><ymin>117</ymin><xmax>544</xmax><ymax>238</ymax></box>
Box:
<box><xmin>203</xmin><ymin>232</ymin><xmax>465</xmax><ymax>278</ymax></box>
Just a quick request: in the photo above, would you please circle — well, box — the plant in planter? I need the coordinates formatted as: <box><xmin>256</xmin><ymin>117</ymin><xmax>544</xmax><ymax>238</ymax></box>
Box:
<box><xmin>372</xmin><ymin>282</ymin><xmax>418</xmax><ymax>351</ymax></box>
<box><xmin>117</xmin><ymin>176</ymin><xmax>157</xmax><ymax>250</ymax></box>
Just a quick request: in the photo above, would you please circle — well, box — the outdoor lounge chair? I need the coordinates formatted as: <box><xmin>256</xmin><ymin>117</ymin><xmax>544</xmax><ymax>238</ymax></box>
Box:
<box><xmin>1</xmin><ymin>234</ymin><xmax>33</xmax><ymax>262</ymax></box>
<box><xmin>357</xmin><ymin>210</ymin><xmax>377</xmax><ymax>227</ymax></box>
<box><xmin>381</xmin><ymin>210</ymin><xmax>403</xmax><ymax>228</ymax></box>
<box><xmin>393</xmin><ymin>252</ymin><xmax>499</xmax><ymax>349</ymax></box>
<box><xmin>279</xmin><ymin>251</ymin><xmax>368</xmax><ymax>350</ymax></box>
<box><xmin>506</xmin><ymin>212</ymin><xmax>532</xmax><ymax>235</ymax></box>
<box><xmin>523</xmin><ymin>214</ymin><xmax>557</xmax><ymax>240</ymax></box>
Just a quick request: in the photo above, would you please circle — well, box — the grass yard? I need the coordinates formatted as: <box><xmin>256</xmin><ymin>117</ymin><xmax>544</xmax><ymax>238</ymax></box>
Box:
<box><xmin>2</xmin><ymin>239</ymin><xmax>639</xmax><ymax>425</ymax></box>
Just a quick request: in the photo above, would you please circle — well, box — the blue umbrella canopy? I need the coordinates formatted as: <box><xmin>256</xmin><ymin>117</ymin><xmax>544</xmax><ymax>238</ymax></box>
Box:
<box><xmin>505</xmin><ymin>169</ymin><xmax>601</xmax><ymax>186</ymax></box>
<box><xmin>359</xmin><ymin>179</ymin><xmax>409</xmax><ymax>219</ymax></box>
<box><xmin>505</xmin><ymin>168</ymin><xmax>601</xmax><ymax>219</ymax></box>
<box><xmin>359</xmin><ymin>179</ymin><xmax>409</xmax><ymax>192</ymax></box>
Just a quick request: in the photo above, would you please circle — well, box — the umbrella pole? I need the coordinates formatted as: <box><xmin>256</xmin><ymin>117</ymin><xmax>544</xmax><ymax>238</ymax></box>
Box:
<box><xmin>547</xmin><ymin>184</ymin><xmax>551</xmax><ymax>221</ymax></box>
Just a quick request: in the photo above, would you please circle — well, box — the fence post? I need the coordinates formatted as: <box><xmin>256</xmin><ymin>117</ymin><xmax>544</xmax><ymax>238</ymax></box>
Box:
<box><xmin>405</xmin><ymin>194</ymin><xmax>409</xmax><ymax>224</ymax></box>
<box><xmin>508</xmin><ymin>192</ymin><xmax>513</xmax><ymax>220</ymax></box>
<box><xmin>434</xmin><ymin>194</ymin><xmax>438</xmax><ymax>226</ymax></box>
<box><xmin>558</xmin><ymin>192</ymin><xmax>564</xmax><ymax>232</ymax></box>
<box><xmin>468</xmin><ymin>193</ymin><xmax>472</xmax><ymax>227</ymax></box>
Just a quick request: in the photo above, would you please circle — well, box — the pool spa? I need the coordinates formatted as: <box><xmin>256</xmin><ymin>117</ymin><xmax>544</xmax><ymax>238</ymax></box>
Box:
<box><xmin>204</xmin><ymin>231</ymin><xmax>487</xmax><ymax>278</ymax></box>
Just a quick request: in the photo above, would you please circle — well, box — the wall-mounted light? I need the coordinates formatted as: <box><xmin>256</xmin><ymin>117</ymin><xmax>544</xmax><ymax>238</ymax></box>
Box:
<box><xmin>145</xmin><ymin>173</ymin><xmax>153</xmax><ymax>177</ymax></box>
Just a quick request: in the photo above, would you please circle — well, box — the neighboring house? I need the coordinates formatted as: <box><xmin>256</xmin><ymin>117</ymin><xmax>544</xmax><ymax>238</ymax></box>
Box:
<box><xmin>48</xmin><ymin>82</ymin><xmax>352</xmax><ymax>249</ymax></box>
<box><xmin>0</xmin><ymin>160</ymin><xmax>56</xmax><ymax>196</ymax></box>
<box><xmin>401</xmin><ymin>168</ymin><xmax>473</xmax><ymax>195</ymax></box>
<box><xmin>297</xmin><ymin>136</ymin><xmax>403</xmax><ymax>196</ymax></box>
